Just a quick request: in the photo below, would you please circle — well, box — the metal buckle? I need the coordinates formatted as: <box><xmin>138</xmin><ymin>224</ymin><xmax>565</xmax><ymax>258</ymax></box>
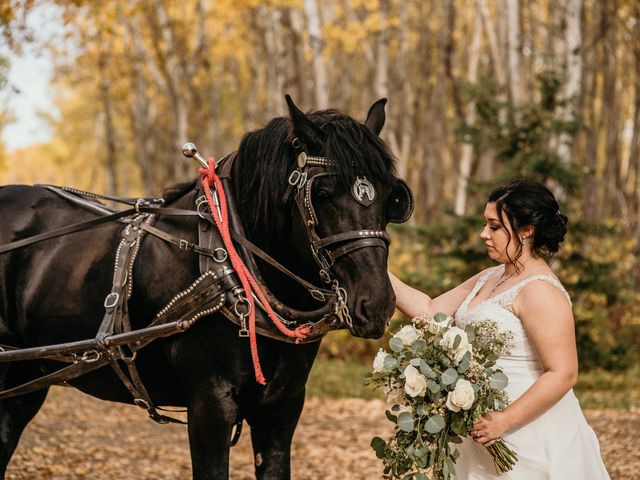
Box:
<box><xmin>196</xmin><ymin>195</ymin><xmax>209</xmax><ymax>219</ymax></box>
<box><xmin>238</xmin><ymin>314</ymin><xmax>249</xmax><ymax>337</ymax></box>
<box><xmin>179</xmin><ymin>239</ymin><xmax>190</xmax><ymax>250</ymax></box>
<box><xmin>81</xmin><ymin>350</ymin><xmax>101</xmax><ymax>363</ymax></box>
<box><xmin>104</xmin><ymin>292</ymin><xmax>120</xmax><ymax>309</ymax></box>
<box><xmin>212</xmin><ymin>248</ymin><xmax>228</xmax><ymax>263</ymax></box>
<box><xmin>134</xmin><ymin>198</ymin><xmax>149</xmax><ymax>213</ymax></box>
<box><xmin>288</xmin><ymin>170</ymin><xmax>302</xmax><ymax>187</ymax></box>
<box><xmin>319</xmin><ymin>269</ymin><xmax>331</xmax><ymax>284</ymax></box>
<box><xmin>310</xmin><ymin>289</ymin><xmax>326</xmax><ymax>302</ymax></box>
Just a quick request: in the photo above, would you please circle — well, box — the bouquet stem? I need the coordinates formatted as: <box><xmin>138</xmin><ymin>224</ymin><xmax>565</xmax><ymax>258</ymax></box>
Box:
<box><xmin>486</xmin><ymin>439</ymin><xmax>518</xmax><ymax>474</ymax></box>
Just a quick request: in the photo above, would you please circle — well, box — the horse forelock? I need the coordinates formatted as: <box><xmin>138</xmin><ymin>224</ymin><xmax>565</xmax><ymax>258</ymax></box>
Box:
<box><xmin>235</xmin><ymin>110</ymin><xmax>397</xmax><ymax>241</ymax></box>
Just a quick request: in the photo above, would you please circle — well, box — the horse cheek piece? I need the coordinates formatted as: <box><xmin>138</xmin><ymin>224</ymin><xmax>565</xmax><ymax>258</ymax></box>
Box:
<box><xmin>0</xmin><ymin>97</ymin><xmax>413</xmax><ymax>480</ymax></box>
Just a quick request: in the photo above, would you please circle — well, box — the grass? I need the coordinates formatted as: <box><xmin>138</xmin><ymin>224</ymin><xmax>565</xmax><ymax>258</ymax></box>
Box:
<box><xmin>306</xmin><ymin>359</ymin><xmax>640</xmax><ymax>409</ymax></box>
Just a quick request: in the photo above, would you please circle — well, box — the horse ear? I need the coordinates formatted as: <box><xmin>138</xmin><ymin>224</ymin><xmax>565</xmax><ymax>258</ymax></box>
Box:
<box><xmin>365</xmin><ymin>98</ymin><xmax>387</xmax><ymax>136</ymax></box>
<box><xmin>285</xmin><ymin>94</ymin><xmax>325</xmax><ymax>152</ymax></box>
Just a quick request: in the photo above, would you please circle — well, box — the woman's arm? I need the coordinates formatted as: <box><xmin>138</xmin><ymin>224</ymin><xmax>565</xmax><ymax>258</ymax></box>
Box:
<box><xmin>472</xmin><ymin>281</ymin><xmax>578</xmax><ymax>444</ymax></box>
<box><xmin>388</xmin><ymin>269</ymin><xmax>488</xmax><ymax>320</ymax></box>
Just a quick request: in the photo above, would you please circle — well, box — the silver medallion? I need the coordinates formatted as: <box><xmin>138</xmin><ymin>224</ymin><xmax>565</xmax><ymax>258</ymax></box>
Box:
<box><xmin>352</xmin><ymin>176</ymin><xmax>376</xmax><ymax>206</ymax></box>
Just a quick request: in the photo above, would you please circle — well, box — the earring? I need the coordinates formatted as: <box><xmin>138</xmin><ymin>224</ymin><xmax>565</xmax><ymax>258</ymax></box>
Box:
<box><xmin>520</xmin><ymin>236</ymin><xmax>531</xmax><ymax>245</ymax></box>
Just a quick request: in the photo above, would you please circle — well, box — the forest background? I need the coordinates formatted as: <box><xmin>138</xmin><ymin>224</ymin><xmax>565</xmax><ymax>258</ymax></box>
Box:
<box><xmin>0</xmin><ymin>0</ymin><xmax>638</xmax><ymax>405</ymax></box>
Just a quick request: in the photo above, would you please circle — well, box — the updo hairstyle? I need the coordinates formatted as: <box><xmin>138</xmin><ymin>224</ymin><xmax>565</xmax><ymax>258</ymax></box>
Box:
<box><xmin>487</xmin><ymin>180</ymin><xmax>568</xmax><ymax>267</ymax></box>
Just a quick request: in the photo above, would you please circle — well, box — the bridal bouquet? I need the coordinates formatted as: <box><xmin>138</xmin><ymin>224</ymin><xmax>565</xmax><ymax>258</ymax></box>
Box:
<box><xmin>366</xmin><ymin>313</ymin><xmax>518</xmax><ymax>479</ymax></box>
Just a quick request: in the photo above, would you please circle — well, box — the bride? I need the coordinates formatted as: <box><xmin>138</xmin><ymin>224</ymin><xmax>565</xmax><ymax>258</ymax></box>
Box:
<box><xmin>389</xmin><ymin>180</ymin><xmax>610</xmax><ymax>479</ymax></box>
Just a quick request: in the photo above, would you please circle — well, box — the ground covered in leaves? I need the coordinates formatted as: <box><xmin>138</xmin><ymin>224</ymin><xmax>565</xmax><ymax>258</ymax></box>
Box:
<box><xmin>7</xmin><ymin>387</ymin><xmax>638</xmax><ymax>479</ymax></box>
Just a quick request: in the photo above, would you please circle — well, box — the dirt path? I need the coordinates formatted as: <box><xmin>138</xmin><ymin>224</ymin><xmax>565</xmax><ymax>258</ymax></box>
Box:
<box><xmin>7</xmin><ymin>387</ymin><xmax>638</xmax><ymax>479</ymax></box>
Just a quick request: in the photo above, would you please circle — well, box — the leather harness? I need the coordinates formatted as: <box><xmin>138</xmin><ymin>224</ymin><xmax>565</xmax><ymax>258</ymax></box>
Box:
<box><xmin>0</xmin><ymin>148</ymin><xmax>413</xmax><ymax>430</ymax></box>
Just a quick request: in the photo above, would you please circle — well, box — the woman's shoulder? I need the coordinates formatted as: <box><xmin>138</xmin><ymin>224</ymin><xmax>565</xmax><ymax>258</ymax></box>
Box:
<box><xmin>514</xmin><ymin>272</ymin><xmax>572</xmax><ymax>310</ymax></box>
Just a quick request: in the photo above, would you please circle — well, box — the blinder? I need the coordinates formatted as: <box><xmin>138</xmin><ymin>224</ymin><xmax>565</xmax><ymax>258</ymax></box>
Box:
<box><xmin>387</xmin><ymin>178</ymin><xmax>414</xmax><ymax>224</ymax></box>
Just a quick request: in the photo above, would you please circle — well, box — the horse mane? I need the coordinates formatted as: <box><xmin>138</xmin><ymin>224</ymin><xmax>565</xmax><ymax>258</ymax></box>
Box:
<box><xmin>162</xmin><ymin>181</ymin><xmax>197</xmax><ymax>205</ymax></box>
<box><xmin>235</xmin><ymin>109</ymin><xmax>397</xmax><ymax>241</ymax></box>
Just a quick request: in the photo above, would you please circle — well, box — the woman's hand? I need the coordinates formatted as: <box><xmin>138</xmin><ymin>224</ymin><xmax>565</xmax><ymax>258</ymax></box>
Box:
<box><xmin>469</xmin><ymin>411</ymin><xmax>511</xmax><ymax>445</ymax></box>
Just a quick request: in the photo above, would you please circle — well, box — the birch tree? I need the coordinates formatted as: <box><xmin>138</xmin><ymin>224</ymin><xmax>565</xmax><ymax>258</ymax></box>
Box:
<box><xmin>303</xmin><ymin>0</ymin><xmax>328</xmax><ymax>108</ymax></box>
<box><xmin>556</xmin><ymin>0</ymin><xmax>582</xmax><ymax>165</ymax></box>
<box><xmin>454</xmin><ymin>2</ymin><xmax>482</xmax><ymax>216</ymax></box>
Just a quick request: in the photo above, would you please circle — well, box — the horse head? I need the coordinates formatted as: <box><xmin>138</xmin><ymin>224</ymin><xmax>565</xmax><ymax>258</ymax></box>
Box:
<box><xmin>234</xmin><ymin>96</ymin><xmax>413</xmax><ymax>339</ymax></box>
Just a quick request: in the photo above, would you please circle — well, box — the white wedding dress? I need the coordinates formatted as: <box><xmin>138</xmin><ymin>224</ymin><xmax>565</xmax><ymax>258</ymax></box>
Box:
<box><xmin>452</xmin><ymin>265</ymin><xmax>610</xmax><ymax>479</ymax></box>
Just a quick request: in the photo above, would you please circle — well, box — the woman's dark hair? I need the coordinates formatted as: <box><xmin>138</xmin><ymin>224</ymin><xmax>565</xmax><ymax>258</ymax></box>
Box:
<box><xmin>488</xmin><ymin>180</ymin><xmax>568</xmax><ymax>269</ymax></box>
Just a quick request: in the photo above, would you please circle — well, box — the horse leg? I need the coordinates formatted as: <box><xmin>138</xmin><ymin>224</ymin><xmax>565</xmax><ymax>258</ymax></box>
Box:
<box><xmin>246</xmin><ymin>392</ymin><xmax>305</xmax><ymax>480</ymax></box>
<box><xmin>0</xmin><ymin>363</ymin><xmax>49</xmax><ymax>478</ymax></box>
<box><xmin>187</xmin><ymin>379</ymin><xmax>239</xmax><ymax>480</ymax></box>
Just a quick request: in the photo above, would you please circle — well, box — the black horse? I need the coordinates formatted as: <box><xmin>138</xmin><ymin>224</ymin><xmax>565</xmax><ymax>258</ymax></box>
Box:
<box><xmin>0</xmin><ymin>97</ymin><xmax>408</xmax><ymax>479</ymax></box>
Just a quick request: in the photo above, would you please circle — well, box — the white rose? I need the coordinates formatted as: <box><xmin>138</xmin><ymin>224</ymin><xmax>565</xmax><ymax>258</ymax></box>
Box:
<box><xmin>372</xmin><ymin>349</ymin><xmax>389</xmax><ymax>373</ymax></box>
<box><xmin>403</xmin><ymin>365</ymin><xmax>427</xmax><ymax>397</ymax></box>
<box><xmin>394</xmin><ymin>325</ymin><xmax>421</xmax><ymax>346</ymax></box>
<box><xmin>445</xmin><ymin>379</ymin><xmax>476</xmax><ymax>412</ymax></box>
<box><xmin>440</xmin><ymin>327</ymin><xmax>472</xmax><ymax>363</ymax></box>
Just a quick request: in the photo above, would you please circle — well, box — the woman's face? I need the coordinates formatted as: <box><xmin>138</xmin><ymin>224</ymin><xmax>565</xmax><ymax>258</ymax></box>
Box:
<box><xmin>480</xmin><ymin>202</ymin><xmax>524</xmax><ymax>263</ymax></box>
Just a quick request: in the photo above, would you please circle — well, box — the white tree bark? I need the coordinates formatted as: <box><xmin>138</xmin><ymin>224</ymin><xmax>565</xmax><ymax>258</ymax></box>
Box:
<box><xmin>454</xmin><ymin>3</ymin><xmax>482</xmax><ymax>216</ymax></box>
<box><xmin>303</xmin><ymin>0</ymin><xmax>328</xmax><ymax>108</ymax></box>
<box><xmin>557</xmin><ymin>0</ymin><xmax>582</xmax><ymax>164</ymax></box>
<box><xmin>478</xmin><ymin>0</ymin><xmax>506</xmax><ymax>87</ymax></box>
<box><xmin>374</xmin><ymin>0</ymin><xmax>390</xmax><ymax>99</ymax></box>
<box><xmin>506</xmin><ymin>0</ymin><xmax>524</xmax><ymax>107</ymax></box>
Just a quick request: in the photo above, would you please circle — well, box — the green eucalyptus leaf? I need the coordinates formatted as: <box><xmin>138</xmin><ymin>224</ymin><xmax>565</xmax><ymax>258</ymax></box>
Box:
<box><xmin>411</xmin><ymin>339</ymin><xmax>428</xmax><ymax>354</ymax></box>
<box><xmin>419</xmin><ymin>361</ymin><xmax>436</xmax><ymax>378</ymax></box>
<box><xmin>457</xmin><ymin>353</ymin><xmax>471</xmax><ymax>374</ymax></box>
<box><xmin>383</xmin><ymin>355</ymin><xmax>398</xmax><ymax>372</ymax></box>
<box><xmin>424</xmin><ymin>414</ymin><xmax>445</xmax><ymax>434</ymax></box>
<box><xmin>389</xmin><ymin>337</ymin><xmax>404</xmax><ymax>352</ymax></box>
<box><xmin>441</xmin><ymin>368</ymin><xmax>459</xmax><ymax>385</ymax></box>
<box><xmin>439</xmin><ymin>355</ymin><xmax>451</xmax><ymax>367</ymax></box>
<box><xmin>410</xmin><ymin>358</ymin><xmax>421</xmax><ymax>366</ymax></box>
<box><xmin>426</xmin><ymin>379</ymin><xmax>441</xmax><ymax>393</ymax></box>
<box><xmin>465</xmin><ymin>325</ymin><xmax>476</xmax><ymax>342</ymax></box>
<box><xmin>415</xmin><ymin>472</ymin><xmax>428</xmax><ymax>480</ymax></box>
<box><xmin>490</xmin><ymin>371</ymin><xmax>509</xmax><ymax>390</ymax></box>
<box><xmin>371</xmin><ymin>436</ymin><xmax>387</xmax><ymax>459</ymax></box>
<box><xmin>452</xmin><ymin>334</ymin><xmax>462</xmax><ymax>350</ymax></box>
<box><xmin>434</xmin><ymin>312</ymin><xmax>447</xmax><ymax>323</ymax></box>
<box><xmin>416</xmin><ymin>404</ymin><xmax>427</xmax><ymax>416</ymax></box>
<box><xmin>397</xmin><ymin>411</ymin><xmax>414</xmax><ymax>432</ymax></box>
<box><xmin>385</xmin><ymin>409</ymin><xmax>398</xmax><ymax>423</ymax></box>
<box><xmin>451</xmin><ymin>413</ymin><xmax>467</xmax><ymax>436</ymax></box>
<box><xmin>445</xmin><ymin>457</ymin><xmax>457</xmax><ymax>478</ymax></box>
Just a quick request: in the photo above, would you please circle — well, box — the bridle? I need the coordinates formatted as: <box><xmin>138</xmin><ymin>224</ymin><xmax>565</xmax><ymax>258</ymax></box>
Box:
<box><xmin>282</xmin><ymin>141</ymin><xmax>392</xmax><ymax>329</ymax></box>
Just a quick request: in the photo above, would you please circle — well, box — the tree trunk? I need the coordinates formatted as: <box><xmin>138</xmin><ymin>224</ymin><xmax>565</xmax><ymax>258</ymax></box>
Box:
<box><xmin>303</xmin><ymin>0</ymin><xmax>328</xmax><ymax>108</ymax></box>
<box><xmin>454</xmin><ymin>1</ymin><xmax>482</xmax><ymax>216</ymax></box>
<box><xmin>556</xmin><ymin>0</ymin><xmax>582</xmax><ymax>165</ymax></box>
<box><xmin>152</xmin><ymin>0</ymin><xmax>191</xmax><ymax>181</ymax></box>
<box><xmin>630</xmin><ymin>29</ymin><xmax>640</xmax><ymax>230</ymax></box>
<box><xmin>602</xmin><ymin>0</ymin><xmax>622</xmax><ymax>217</ymax></box>
<box><xmin>506</xmin><ymin>0</ymin><xmax>523</xmax><ymax>108</ymax></box>
<box><xmin>97</xmin><ymin>31</ymin><xmax>118</xmax><ymax>195</ymax></box>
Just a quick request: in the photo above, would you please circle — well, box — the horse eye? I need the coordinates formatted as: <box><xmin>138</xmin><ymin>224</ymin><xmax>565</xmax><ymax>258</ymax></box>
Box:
<box><xmin>315</xmin><ymin>189</ymin><xmax>330</xmax><ymax>200</ymax></box>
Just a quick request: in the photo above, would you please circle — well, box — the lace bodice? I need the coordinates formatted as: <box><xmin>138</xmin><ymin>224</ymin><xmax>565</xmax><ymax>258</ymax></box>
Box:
<box><xmin>454</xmin><ymin>265</ymin><xmax>572</xmax><ymax>361</ymax></box>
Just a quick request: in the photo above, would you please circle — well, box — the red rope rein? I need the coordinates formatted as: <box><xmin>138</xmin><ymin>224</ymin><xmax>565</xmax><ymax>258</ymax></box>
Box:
<box><xmin>199</xmin><ymin>159</ymin><xmax>311</xmax><ymax>385</ymax></box>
